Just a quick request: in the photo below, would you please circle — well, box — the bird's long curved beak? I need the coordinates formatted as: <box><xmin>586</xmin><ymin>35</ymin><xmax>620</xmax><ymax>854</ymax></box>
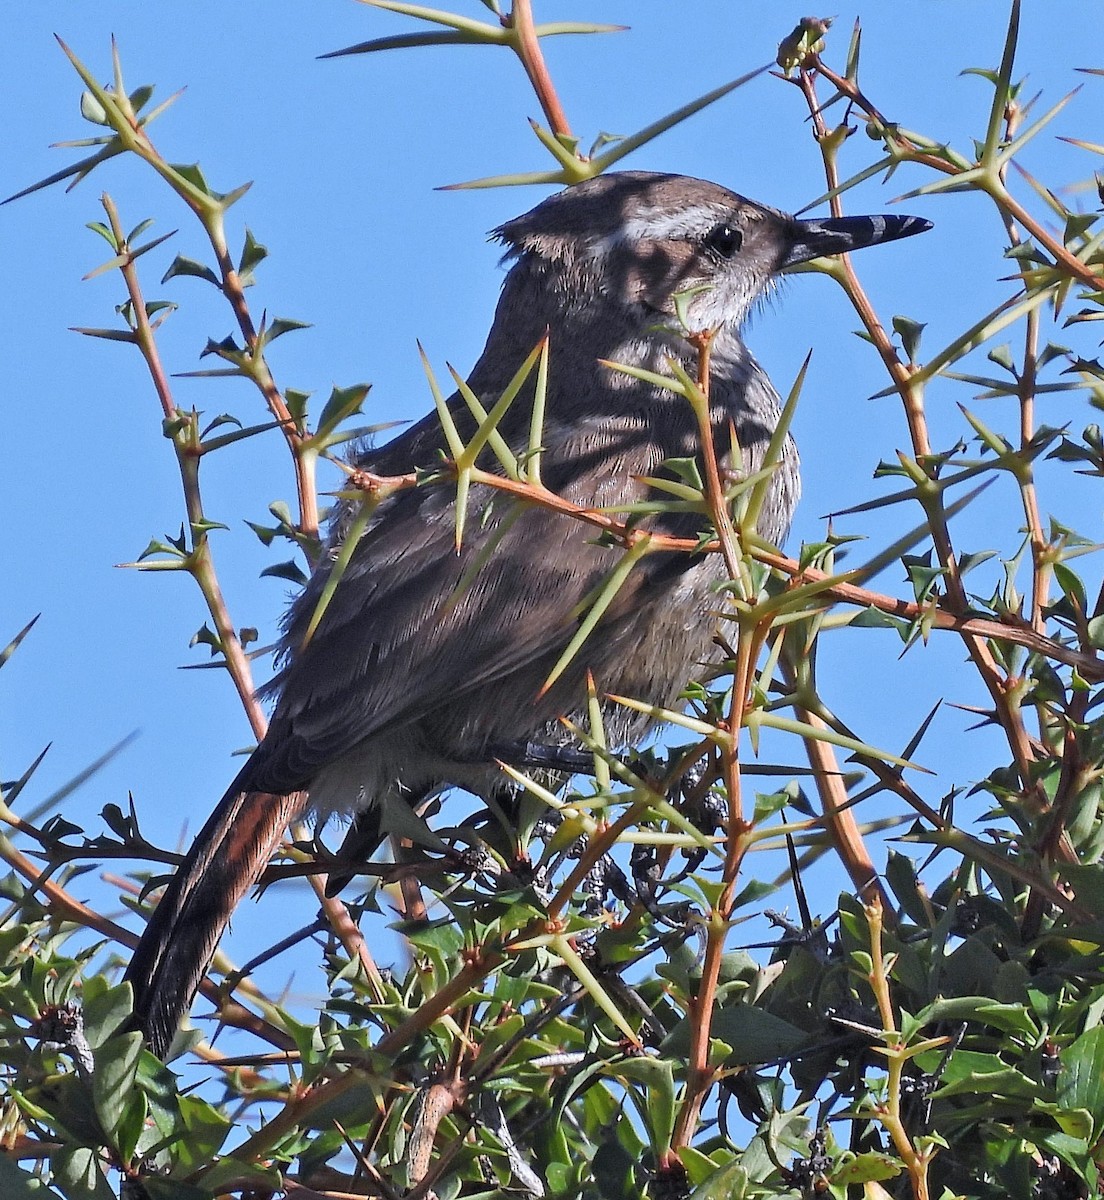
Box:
<box><xmin>782</xmin><ymin>213</ymin><xmax>932</xmax><ymax>268</ymax></box>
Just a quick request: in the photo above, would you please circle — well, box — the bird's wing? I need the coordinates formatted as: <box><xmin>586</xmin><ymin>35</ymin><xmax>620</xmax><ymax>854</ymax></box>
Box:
<box><xmin>251</xmin><ymin>445</ymin><xmax>691</xmax><ymax>793</ymax></box>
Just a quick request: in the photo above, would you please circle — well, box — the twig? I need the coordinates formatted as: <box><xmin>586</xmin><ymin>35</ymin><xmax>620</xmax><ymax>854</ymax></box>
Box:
<box><xmin>509</xmin><ymin>0</ymin><xmax>574</xmax><ymax>140</ymax></box>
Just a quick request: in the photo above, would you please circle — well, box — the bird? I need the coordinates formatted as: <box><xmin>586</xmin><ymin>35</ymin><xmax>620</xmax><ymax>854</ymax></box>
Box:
<box><xmin>125</xmin><ymin>171</ymin><xmax>931</xmax><ymax>1057</ymax></box>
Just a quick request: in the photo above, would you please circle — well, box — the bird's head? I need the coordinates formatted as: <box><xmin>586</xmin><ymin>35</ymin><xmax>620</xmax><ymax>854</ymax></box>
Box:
<box><xmin>494</xmin><ymin>171</ymin><xmax>930</xmax><ymax>337</ymax></box>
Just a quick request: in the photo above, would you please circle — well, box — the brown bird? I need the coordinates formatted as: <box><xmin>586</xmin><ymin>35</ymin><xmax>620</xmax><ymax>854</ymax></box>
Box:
<box><xmin>125</xmin><ymin>171</ymin><xmax>930</xmax><ymax>1057</ymax></box>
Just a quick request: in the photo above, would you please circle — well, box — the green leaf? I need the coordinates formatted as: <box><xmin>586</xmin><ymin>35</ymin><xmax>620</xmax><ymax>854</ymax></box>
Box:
<box><xmin>190</xmin><ymin>623</ymin><xmax>222</xmax><ymax>653</ymax></box>
<box><xmin>957</xmin><ymin>549</ymin><xmax>995</xmax><ymax>578</ymax></box>
<box><xmin>611</xmin><ymin>1057</ymin><xmax>676</xmax><ymax>1150</ymax></box>
<box><xmin>172</xmin><ymin>1094</ymin><xmax>232</xmax><ymax>1169</ymax></box>
<box><xmin>911</xmin><ymin>996</ymin><xmax>1039</xmax><ymax>1038</ymax></box>
<box><xmin>0</xmin><ymin>1154</ymin><xmax>54</xmax><ymax>1198</ymax></box>
<box><xmin>286</xmin><ymin>388</ymin><xmax>311</xmax><ymax>425</ymax></box>
<box><xmin>201</xmin><ymin>333</ymin><xmax>245</xmax><ymax>362</ymax></box>
<box><xmin>52</xmin><ymin>1146</ymin><xmax>115</xmax><ymax>1200</ymax></box>
<box><xmin>238</xmin><ymin>228</ymin><xmax>268</xmax><ymax>281</ymax></box>
<box><xmin>891</xmin><ymin>314</ymin><xmax>926</xmax><ymax>361</ymax></box>
<box><xmin>885</xmin><ymin>850</ymin><xmax>931</xmax><ymax>926</ymax></box>
<box><xmin>260</xmin><ymin>315</ymin><xmax>312</xmax><ymax>346</ymax></box>
<box><xmin>927</xmin><ymin>1051</ymin><xmax>1040</xmax><ymax>1101</ymax></box>
<box><xmin>112</xmin><ymin>1083</ymin><xmax>148</xmax><ymax>1163</ymax></box>
<box><xmin>260</xmin><ymin>559</ymin><xmax>308</xmax><ymax>585</ymax></box>
<box><xmin>662</xmin><ymin>457</ymin><xmax>705</xmax><ymax>489</ymax></box>
<box><xmin>246</xmin><ymin>520</ymin><xmax>280</xmax><ymax>547</ymax></box>
<box><xmin>135</xmin><ymin>533</ymin><xmax>187</xmax><ymax>562</ymax></box>
<box><xmin>161</xmin><ymin>254</ymin><xmax>219</xmax><ymax>287</ymax></box>
<box><xmin>902</xmin><ymin>552</ymin><xmax>946</xmax><ymax>603</ymax></box>
<box><xmin>731</xmin><ymin>877</ymin><xmax>777</xmax><ymax>911</ymax></box>
<box><xmin>199</xmin><ymin>412</ymin><xmax>242</xmax><ymax>437</ymax></box>
<box><xmin>752</xmin><ymin>789</ymin><xmax>791</xmax><ymax>822</ymax></box>
<box><xmin>664</xmin><ymin>1004</ymin><xmax>805</xmax><ymax>1064</ymax></box>
<box><xmin>688</xmin><ymin>1159</ymin><xmax>752</xmax><ymax>1199</ymax></box>
<box><xmin>832</xmin><ymin>1151</ymin><xmax>902</xmax><ymax>1183</ymax></box>
<box><xmin>191</xmin><ymin>518</ymin><xmax>229</xmax><ymax>537</ymax></box>
<box><xmin>1054</xmin><ymin>561</ymin><xmax>1087</xmax><ymax>612</ymax></box>
<box><xmin>314</xmin><ymin>383</ymin><xmax>370</xmax><ymax>440</ymax></box>
<box><xmin>93</xmin><ymin>1032</ymin><xmax>144</xmax><ymax>1135</ymax></box>
<box><xmin>126</xmin><ymin>84</ymin><xmax>155</xmax><ymax>114</ymax></box>
<box><xmin>1058</xmin><ymin>864</ymin><xmax>1104</xmax><ymax>921</ymax></box>
<box><xmin>81</xmin><ymin>979</ymin><xmax>133</xmax><ymax>1047</ymax></box>
<box><xmin>84</xmin><ymin>219</ymin><xmax>118</xmax><ymax>249</ymax></box>
<box><xmin>1060</xmin><ymin>1027</ymin><xmax>1104</xmax><ymax>1142</ymax></box>
<box><xmin>71</xmin><ymin>326</ymin><xmax>138</xmax><ymax>343</ymax></box>
<box><xmin>850</xmin><ymin>606</ymin><xmax>910</xmax><ymax>636</ymax></box>
<box><xmin>168</xmin><ymin>161</ymin><xmax>213</xmax><ymax>196</ymax></box>
<box><xmin>129</xmin><ymin>218</ymin><xmax>157</xmax><ymax>243</ymax></box>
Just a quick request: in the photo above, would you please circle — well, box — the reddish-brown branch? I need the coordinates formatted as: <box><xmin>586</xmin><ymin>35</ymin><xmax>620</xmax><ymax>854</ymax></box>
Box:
<box><xmin>102</xmin><ymin>197</ymin><xmax>267</xmax><ymax>737</ymax></box>
<box><xmin>509</xmin><ymin>0</ymin><xmax>574</xmax><ymax>140</ymax></box>
<box><xmin>671</xmin><ymin>337</ymin><xmax>760</xmax><ymax>1157</ymax></box>
<box><xmin>796</xmin><ymin>699</ymin><xmax>890</xmax><ymax>907</ymax></box>
<box><xmin>209</xmin><ymin>245</ymin><xmax>319</xmax><ymax>536</ymax></box>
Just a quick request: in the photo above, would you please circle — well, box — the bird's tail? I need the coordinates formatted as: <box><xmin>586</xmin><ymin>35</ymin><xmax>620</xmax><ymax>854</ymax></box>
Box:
<box><xmin>125</xmin><ymin>780</ymin><xmax>305</xmax><ymax>1059</ymax></box>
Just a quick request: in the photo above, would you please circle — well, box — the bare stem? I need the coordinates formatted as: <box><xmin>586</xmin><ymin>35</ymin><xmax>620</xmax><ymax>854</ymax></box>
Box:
<box><xmin>864</xmin><ymin>902</ymin><xmax>935</xmax><ymax>1198</ymax></box>
<box><xmin>792</xmin><ymin>65</ymin><xmax>1051</xmax><ymax>835</ymax></box>
<box><xmin>102</xmin><ymin>194</ymin><xmax>266</xmax><ymax>736</ymax></box>
<box><xmin>509</xmin><ymin>0</ymin><xmax>574</xmax><ymax>141</ymax></box>
<box><xmin>205</xmin><ymin>232</ymin><xmax>319</xmax><ymax>536</ymax></box>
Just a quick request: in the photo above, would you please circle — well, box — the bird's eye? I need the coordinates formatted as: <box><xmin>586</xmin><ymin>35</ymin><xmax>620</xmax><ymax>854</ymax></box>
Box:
<box><xmin>704</xmin><ymin>221</ymin><xmax>743</xmax><ymax>259</ymax></box>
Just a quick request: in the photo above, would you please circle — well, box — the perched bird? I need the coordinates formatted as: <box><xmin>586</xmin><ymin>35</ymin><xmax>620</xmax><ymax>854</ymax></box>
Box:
<box><xmin>126</xmin><ymin>171</ymin><xmax>930</xmax><ymax>1056</ymax></box>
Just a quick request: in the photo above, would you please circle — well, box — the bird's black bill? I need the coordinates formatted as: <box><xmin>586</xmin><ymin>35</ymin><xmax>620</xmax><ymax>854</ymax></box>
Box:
<box><xmin>782</xmin><ymin>213</ymin><xmax>932</xmax><ymax>268</ymax></box>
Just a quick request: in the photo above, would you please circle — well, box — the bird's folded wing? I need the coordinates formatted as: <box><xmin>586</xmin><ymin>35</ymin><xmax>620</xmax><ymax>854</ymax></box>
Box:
<box><xmin>252</xmin><ymin>480</ymin><xmax>698</xmax><ymax>792</ymax></box>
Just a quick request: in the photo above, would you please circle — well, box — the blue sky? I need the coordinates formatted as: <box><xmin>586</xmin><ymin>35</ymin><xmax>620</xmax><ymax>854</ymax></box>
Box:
<box><xmin>2</xmin><ymin>2</ymin><xmax>1102</xmax><ymax>1005</ymax></box>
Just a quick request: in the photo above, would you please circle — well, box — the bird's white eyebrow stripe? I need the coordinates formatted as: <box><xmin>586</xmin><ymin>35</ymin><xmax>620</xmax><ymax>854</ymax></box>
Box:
<box><xmin>590</xmin><ymin>204</ymin><xmax>726</xmax><ymax>254</ymax></box>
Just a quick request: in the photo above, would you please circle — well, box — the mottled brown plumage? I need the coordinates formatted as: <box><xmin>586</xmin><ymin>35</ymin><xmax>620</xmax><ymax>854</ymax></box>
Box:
<box><xmin>126</xmin><ymin>172</ymin><xmax>930</xmax><ymax>1056</ymax></box>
